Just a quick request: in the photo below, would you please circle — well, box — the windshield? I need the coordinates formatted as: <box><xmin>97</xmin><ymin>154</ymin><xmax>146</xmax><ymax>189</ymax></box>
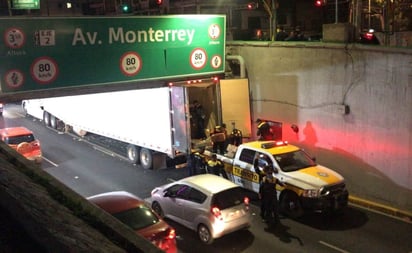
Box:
<box><xmin>113</xmin><ymin>205</ymin><xmax>159</xmax><ymax>231</ymax></box>
<box><xmin>273</xmin><ymin>150</ymin><xmax>316</xmax><ymax>172</ymax></box>
<box><xmin>5</xmin><ymin>134</ymin><xmax>35</xmax><ymax>145</ymax></box>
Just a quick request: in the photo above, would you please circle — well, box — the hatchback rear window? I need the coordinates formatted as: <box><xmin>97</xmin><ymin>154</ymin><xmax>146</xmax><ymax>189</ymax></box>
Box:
<box><xmin>211</xmin><ymin>187</ymin><xmax>245</xmax><ymax>210</ymax></box>
<box><xmin>4</xmin><ymin>134</ymin><xmax>35</xmax><ymax>145</ymax></box>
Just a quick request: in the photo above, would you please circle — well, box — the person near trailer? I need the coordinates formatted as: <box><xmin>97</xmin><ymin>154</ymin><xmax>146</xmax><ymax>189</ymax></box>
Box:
<box><xmin>191</xmin><ymin>100</ymin><xmax>207</xmax><ymax>139</ymax></box>
<box><xmin>193</xmin><ymin>147</ymin><xmax>207</xmax><ymax>174</ymax></box>
<box><xmin>256</xmin><ymin>118</ymin><xmax>272</xmax><ymax>140</ymax></box>
<box><xmin>259</xmin><ymin>165</ymin><xmax>284</xmax><ymax>225</ymax></box>
<box><xmin>211</xmin><ymin>125</ymin><xmax>227</xmax><ymax>155</ymax></box>
<box><xmin>207</xmin><ymin>154</ymin><xmax>228</xmax><ymax>179</ymax></box>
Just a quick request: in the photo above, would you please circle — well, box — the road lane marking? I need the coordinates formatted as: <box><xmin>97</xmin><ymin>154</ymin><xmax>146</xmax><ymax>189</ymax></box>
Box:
<box><xmin>319</xmin><ymin>241</ymin><xmax>350</xmax><ymax>253</ymax></box>
<box><xmin>43</xmin><ymin>156</ymin><xmax>58</xmax><ymax>167</ymax></box>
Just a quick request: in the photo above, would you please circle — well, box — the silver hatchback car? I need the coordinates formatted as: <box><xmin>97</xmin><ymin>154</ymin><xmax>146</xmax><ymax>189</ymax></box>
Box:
<box><xmin>151</xmin><ymin>174</ymin><xmax>251</xmax><ymax>244</ymax></box>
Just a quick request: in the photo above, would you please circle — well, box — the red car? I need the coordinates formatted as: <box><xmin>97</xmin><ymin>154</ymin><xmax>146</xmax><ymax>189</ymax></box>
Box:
<box><xmin>87</xmin><ymin>191</ymin><xmax>177</xmax><ymax>253</ymax></box>
<box><xmin>0</xmin><ymin>126</ymin><xmax>42</xmax><ymax>163</ymax></box>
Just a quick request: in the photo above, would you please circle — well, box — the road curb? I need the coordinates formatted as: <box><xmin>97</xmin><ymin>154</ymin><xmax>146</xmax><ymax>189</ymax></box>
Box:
<box><xmin>349</xmin><ymin>195</ymin><xmax>412</xmax><ymax>223</ymax></box>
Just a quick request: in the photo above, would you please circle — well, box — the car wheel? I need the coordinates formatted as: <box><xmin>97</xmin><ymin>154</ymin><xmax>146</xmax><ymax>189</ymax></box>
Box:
<box><xmin>197</xmin><ymin>224</ymin><xmax>213</xmax><ymax>244</ymax></box>
<box><xmin>140</xmin><ymin>148</ymin><xmax>153</xmax><ymax>170</ymax></box>
<box><xmin>152</xmin><ymin>202</ymin><xmax>164</xmax><ymax>218</ymax></box>
<box><xmin>43</xmin><ymin>111</ymin><xmax>51</xmax><ymax>127</ymax></box>
<box><xmin>126</xmin><ymin>144</ymin><xmax>139</xmax><ymax>164</ymax></box>
<box><xmin>280</xmin><ymin>191</ymin><xmax>303</xmax><ymax>219</ymax></box>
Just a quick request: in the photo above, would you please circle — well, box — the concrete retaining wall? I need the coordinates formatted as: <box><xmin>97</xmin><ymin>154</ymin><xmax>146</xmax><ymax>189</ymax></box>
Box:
<box><xmin>226</xmin><ymin>41</ymin><xmax>412</xmax><ymax>213</ymax></box>
<box><xmin>0</xmin><ymin>142</ymin><xmax>163</xmax><ymax>253</ymax></box>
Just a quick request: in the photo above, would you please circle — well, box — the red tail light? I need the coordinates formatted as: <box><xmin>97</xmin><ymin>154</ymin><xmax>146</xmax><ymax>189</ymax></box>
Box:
<box><xmin>167</xmin><ymin>228</ymin><xmax>176</xmax><ymax>240</ymax></box>
<box><xmin>211</xmin><ymin>206</ymin><xmax>223</xmax><ymax>220</ymax></box>
<box><xmin>154</xmin><ymin>227</ymin><xmax>176</xmax><ymax>252</ymax></box>
<box><xmin>244</xmin><ymin>196</ymin><xmax>250</xmax><ymax>211</ymax></box>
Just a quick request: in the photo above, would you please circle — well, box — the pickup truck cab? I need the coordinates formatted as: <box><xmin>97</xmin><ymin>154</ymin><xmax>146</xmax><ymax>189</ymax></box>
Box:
<box><xmin>204</xmin><ymin>140</ymin><xmax>348</xmax><ymax>218</ymax></box>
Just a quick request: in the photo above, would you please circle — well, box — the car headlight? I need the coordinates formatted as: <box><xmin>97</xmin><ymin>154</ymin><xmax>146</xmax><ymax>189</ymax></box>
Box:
<box><xmin>302</xmin><ymin>189</ymin><xmax>319</xmax><ymax>198</ymax></box>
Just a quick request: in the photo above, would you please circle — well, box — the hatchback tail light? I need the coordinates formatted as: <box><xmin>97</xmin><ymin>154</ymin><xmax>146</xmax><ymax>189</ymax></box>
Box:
<box><xmin>211</xmin><ymin>206</ymin><xmax>223</xmax><ymax>220</ymax></box>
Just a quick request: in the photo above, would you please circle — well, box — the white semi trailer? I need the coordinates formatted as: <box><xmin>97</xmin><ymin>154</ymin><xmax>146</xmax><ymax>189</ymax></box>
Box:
<box><xmin>22</xmin><ymin>78</ymin><xmax>252</xmax><ymax>169</ymax></box>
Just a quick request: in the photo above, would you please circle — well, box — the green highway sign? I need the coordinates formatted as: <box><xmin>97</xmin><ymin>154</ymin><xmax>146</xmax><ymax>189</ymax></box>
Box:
<box><xmin>12</xmin><ymin>0</ymin><xmax>40</xmax><ymax>9</ymax></box>
<box><xmin>0</xmin><ymin>15</ymin><xmax>226</xmax><ymax>93</ymax></box>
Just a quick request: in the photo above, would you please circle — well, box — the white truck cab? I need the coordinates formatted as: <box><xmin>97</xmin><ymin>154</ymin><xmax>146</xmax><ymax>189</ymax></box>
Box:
<box><xmin>207</xmin><ymin>140</ymin><xmax>349</xmax><ymax>218</ymax></box>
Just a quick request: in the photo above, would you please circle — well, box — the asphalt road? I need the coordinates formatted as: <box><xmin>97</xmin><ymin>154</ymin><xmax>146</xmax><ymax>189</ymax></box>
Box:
<box><xmin>2</xmin><ymin>103</ymin><xmax>412</xmax><ymax>253</ymax></box>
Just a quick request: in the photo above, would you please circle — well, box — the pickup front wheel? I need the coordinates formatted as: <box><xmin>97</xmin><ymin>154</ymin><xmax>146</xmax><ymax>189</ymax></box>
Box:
<box><xmin>280</xmin><ymin>191</ymin><xmax>303</xmax><ymax>219</ymax></box>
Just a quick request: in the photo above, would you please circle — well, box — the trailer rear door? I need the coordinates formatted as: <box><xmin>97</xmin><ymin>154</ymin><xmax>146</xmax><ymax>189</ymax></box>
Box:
<box><xmin>219</xmin><ymin>78</ymin><xmax>252</xmax><ymax>138</ymax></box>
<box><xmin>170</xmin><ymin>86</ymin><xmax>190</xmax><ymax>154</ymax></box>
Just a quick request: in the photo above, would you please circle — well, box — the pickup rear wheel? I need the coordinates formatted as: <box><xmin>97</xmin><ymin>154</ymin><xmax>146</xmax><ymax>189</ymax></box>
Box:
<box><xmin>139</xmin><ymin>148</ymin><xmax>153</xmax><ymax>170</ymax></box>
<box><xmin>126</xmin><ymin>145</ymin><xmax>139</xmax><ymax>164</ymax></box>
<box><xmin>280</xmin><ymin>191</ymin><xmax>304</xmax><ymax>219</ymax></box>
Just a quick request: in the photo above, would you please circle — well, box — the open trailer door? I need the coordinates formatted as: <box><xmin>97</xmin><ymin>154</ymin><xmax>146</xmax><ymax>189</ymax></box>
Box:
<box><xmin>219</xmin><ymin>78</ymin><xmax>252</xmax><ymax>138</ymax></box>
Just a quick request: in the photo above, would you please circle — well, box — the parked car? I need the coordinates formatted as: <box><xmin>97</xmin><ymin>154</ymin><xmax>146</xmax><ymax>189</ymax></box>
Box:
<box><xmin>87</xmin><ymin>191</ymin><xmax>177</xmax><ymax>253</ymax></box>
<box><xmin>151</xmin><ymin>174</ymin><xmax>251</xmax><ymax>244</ymax></box>
<box><xmin>0</xmin><ymin>126</ymin><xmax>42</xmax><ymax>163</ymax></box>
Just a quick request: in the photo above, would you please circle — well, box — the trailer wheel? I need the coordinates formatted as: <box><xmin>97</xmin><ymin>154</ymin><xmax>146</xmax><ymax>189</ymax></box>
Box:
<box><xmin>139</xmin><ymin>148</ymin><xmax>153</xmax><ymax>170</ymax></box>
<box><xmin>50</xmin><ymin>115</ymin><xmax>58</xmax><ymax>129</ymax></box>
<box><xmin>126</xmin><ymin>145</ymin><xmax>139</xmax><ymax>164</ymax></box>
<box><xmin>280</xmin><ymin>191</ymin><xmax>304</xmax><ymax>219</ymax></box>
<box><xmin>43</xmin><ymin>111</ymin><xmax>51</xmax><ymax>127</ymax></box>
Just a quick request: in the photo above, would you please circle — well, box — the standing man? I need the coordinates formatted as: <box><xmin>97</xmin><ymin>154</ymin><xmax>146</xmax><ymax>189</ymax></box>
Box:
<box><xmin>259</xmin><ymin>165</ymin><xmax>284</xmax><ymax>225</ymax></box>
<box><xmin>256</xmin><ymin>118</ymin><xmax>272</xmax><ymax>140</ymax></box>
<box><xmin>191</xmin><ymin>100</ymin><xmax>207</xmax><ymax>139</ymax></box>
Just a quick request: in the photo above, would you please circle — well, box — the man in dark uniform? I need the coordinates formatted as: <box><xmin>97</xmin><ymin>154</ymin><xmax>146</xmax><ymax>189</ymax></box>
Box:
<box><xmin>207</xmin><ymin>154</ymin><xmax>228</xmax><ymax>179</ymax></box>
<box><xmin>191</xmin><ymin>100</ymin><xmax>206</xmax><ymax>139</ymax></box>
<box><xmin>259</xmin><ymin>165</ymin><xmax>284</xmax><ymax>225</ymax></box>
<box><xmin>256</xmin><ymin>118</ymin><xmax>272</xmax><ymax>140</ymax></box>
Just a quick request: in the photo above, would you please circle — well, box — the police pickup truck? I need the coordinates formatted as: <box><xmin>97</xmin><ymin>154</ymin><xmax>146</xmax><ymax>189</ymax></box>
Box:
<box><xmin>204</xmin><ymin>140</ymin><xmax>349</xmax><ymax>218</ymax></box>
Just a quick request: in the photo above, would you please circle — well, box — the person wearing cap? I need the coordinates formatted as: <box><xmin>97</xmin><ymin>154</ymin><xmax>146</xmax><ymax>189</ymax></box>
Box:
<box><xmin>256</xmin><ymin>118</ymin><xmax>272</xmax><ymax>140</ymax></box>
<box><xmin>207</xmin><ymin>153</ymin><xmax>228</xmax><ymax>179</ymax></box>
<box><xmin>259</xmin><ymin>165</ymin><xmax>284</xmax><ymax>225</ymax></box>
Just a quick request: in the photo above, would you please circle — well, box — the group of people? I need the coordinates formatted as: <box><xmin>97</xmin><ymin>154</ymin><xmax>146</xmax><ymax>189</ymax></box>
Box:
<box><xmin>187</xmin><ymin>151</ymin><xmax>228</xmax><ymax>179</ymax></box>
<box><xmin>275</xmin><ymin>26</ymin><xmax>306</xmax><ymax>41</ymax></box>
<box><xmin>187</xmin><ymin>150</ymin><xmax>284</xmax><ymax>227</ymax></box>
<box><xmin>188</xmin><ymin>99</ymin><xmax>284</xmax><ymax>226</ymax></box>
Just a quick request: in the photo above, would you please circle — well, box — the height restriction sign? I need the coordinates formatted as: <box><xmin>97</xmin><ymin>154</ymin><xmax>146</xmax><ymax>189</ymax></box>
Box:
<box><xmin>0</xmin><ymin>15</ymin><xmax>226</xmax><ymax>93</ymax></box>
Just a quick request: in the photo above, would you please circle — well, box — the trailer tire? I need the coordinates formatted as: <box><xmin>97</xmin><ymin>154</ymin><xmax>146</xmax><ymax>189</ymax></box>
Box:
<box><xmin>126</xmin><ymin>145</ymin><xmax>139</xmax><ymax>164</ymax></box>
<box><xmin>50</xmin><ymin>115</ymin><xmax>58</xmax><ymax>129</ymax></box>
<box><xmin>43</xmin><ymin>111</ymin><xmax>51</xmax><ymax>127</ymax></box>
<box><xmin>280</xmin><ymin>191</ymin><xmax>304</xmax><ymax>219</ymax></box>
<box><xmin>139</xmin><ymin>148</ymin><xmax>153</xmax><ymax>170</ymax></box>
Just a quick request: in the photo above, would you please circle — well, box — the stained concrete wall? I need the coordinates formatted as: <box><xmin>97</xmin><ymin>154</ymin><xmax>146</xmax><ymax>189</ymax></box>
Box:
<box><xmin>226</xmin><ymin>41</ymin><xmax>412</xmax><ymax>213</ymax></box>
